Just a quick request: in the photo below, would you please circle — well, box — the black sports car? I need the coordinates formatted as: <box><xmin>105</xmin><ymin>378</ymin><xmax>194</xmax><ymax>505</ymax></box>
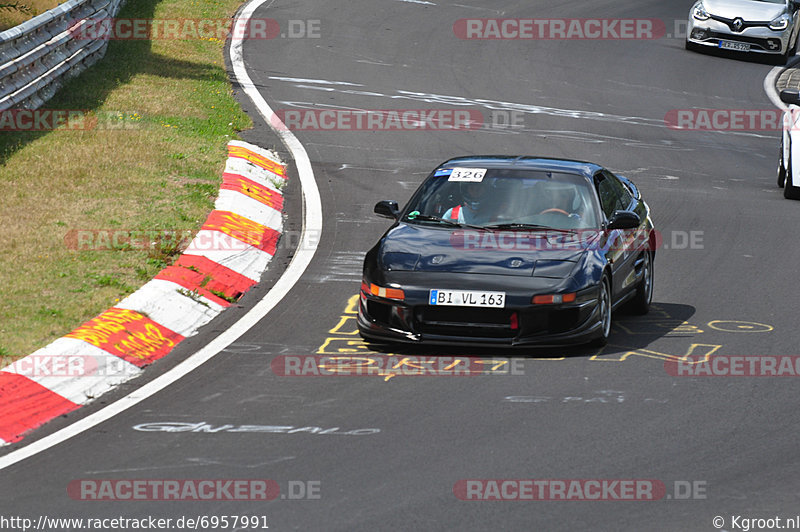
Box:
<box><xmin>358</xmin><ymin>156</ymin><xmax>656</xmax><ymax>347</ymax></box>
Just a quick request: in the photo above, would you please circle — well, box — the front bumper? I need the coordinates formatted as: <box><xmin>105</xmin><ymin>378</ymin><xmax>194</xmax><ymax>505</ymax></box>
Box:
<box><xmin>687</xmin><ymin>16</ymin><xmax>791</xmax><ymax>54</ymax></box>
<box><xmin>357</xmin><ymin>281</ymin><xmax>603</xmax><ymax>347</ymax></box>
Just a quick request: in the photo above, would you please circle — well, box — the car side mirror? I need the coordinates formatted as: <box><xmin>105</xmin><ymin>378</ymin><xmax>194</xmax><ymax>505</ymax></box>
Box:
<box><xmin>780</xmin><ymin>89</ymin><xmax>800</xmax><ymax>106</ymax></box>
<box><xmin>374</xmin><ymin>200</ymin><xmax>400</xmax><ymax>220</ymax></box>
<box><xmin>607</xmin><ymin>210</ymin><xmax>640</xmax><ymax>230</ymax></box>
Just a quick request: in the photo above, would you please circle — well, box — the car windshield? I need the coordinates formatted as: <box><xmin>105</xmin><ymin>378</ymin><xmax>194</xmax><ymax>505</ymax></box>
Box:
<box><xmin>402</xmin><ymin>168</ymin><xmax>601</xmax><ymax>230</ymax></box>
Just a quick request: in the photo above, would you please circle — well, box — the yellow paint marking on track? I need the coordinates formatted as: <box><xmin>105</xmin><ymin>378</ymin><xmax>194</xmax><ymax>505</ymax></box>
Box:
<box><xmin>317</xmin><ymin>338</ymin><xmax>370</xmax><ymax>355</ymax></box>
<box><xmin>328</xmin><ymin>315</ymin><xmax>359</xmax><ymax>335</ymax></box>
<box><xmin>344</xmin><ymin>294</ymin><xmax>359</xmax><ymax>314</ymax></box>
<box><xmin>707</xmin><ymin>320</ymin><xmax>773</xmax><ymax>333</ymax></box>
<box><xmin>476</xmin><ymin>359</ymin><xmax>509</xmax><ymax>371</ymax></box>
<box><xmin>613</xmin><ymin>320</ymin><xmax>703</xmax><ymax>336</ymax></box>
<box><xmin>590</xmin><ymin>343</ymin><xmax>721</xmax><ymax>362</ymax></box>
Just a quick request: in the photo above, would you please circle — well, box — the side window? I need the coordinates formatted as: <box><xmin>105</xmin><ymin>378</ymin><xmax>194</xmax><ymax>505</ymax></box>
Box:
<box><xmin>605</xmin><ymin>171</ymin><xmax>633</xmax><ymax>210</ymax></box>
<box><xmin>595</xmin><ymin>171</ymin><xmax>632</xmax><ymax>218</ymax></box>
<box><xmin>595</xmin><ymin>173</ymin><xmax>620</xmax><ymax>219</ymax></box>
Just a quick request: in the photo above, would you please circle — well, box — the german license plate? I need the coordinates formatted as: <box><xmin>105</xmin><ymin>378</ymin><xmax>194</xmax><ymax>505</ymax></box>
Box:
<box><xmin>429</xmin><ymin>289</ymin><xmax>505</xmax><ymax>308</ymax></box>
<box><xmin>719</xmin><ymin>40</ymin><xmax>750</xmax><ymax>52</ymax></box>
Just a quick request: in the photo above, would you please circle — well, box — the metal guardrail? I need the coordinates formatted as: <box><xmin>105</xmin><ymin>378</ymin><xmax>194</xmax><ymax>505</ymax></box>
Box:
<box><xmin>0</xmin><ymin>0</ymin><xmax>125</xmax><ymax>110</ymax></box>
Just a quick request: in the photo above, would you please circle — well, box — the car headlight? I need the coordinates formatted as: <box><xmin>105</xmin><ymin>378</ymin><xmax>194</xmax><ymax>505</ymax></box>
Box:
<box><xmin>770</xmin><ymin>14</ymin><xmax>790</xmax><ymax>31</ymax></box>
<box><xmin>692</xmin><ymin>2</ymin><xmax>710</xmax><ymax>21</ymax></box>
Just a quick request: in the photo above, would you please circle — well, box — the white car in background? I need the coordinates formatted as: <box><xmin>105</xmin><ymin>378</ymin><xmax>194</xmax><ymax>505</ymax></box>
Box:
<box><xmin>778</xmin><ymin>89</ymin><xmax>800</xmax><ymax>199</ymax></box>
<box><xmin>686</xmin><ymin>0</ymin><xmax>800</xmax><ymax>64</ymax></box>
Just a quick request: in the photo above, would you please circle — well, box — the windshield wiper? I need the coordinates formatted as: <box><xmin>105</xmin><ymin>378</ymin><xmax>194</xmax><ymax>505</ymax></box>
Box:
<box><xmin>484</xmin><ymin>223</ymin><xmax>578</xmax><ymax>233</ymax></box>
<box><xmin>485</xmin><ymin>223</ymin><xmax>550</xmax><ymax>230</ymax></box>
<box><xmin>405</xmin><ymin>214</ymin><xmax>483</xmax><ymax>230</ymax></box>
<box><xmin>405</xmin><ymin>214</ymin><xmax>460</xmax><ymax>226</ymax></box>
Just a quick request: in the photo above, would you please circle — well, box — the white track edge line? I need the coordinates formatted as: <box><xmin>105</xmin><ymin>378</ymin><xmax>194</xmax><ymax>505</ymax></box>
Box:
<box><xmin>765</xmin><ymin>56</ymin><xmax>800</xmax><ymax>110</ymax></box>
<box><xmin>0</xmin><ymin>0</ymin><xmax>322</xmax><ymax>470</ymax></box>
<box><xmin>766</xmin><ymin>65</ymin><xmax>788</xmax><ymax>110</ymax></box>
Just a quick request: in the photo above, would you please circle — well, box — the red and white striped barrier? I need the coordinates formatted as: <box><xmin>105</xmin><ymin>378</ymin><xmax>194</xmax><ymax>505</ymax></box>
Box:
<box><xmin>0</xmin><ymin>140</ymin><xmax>287</xmax><ymax>445</ymax></box>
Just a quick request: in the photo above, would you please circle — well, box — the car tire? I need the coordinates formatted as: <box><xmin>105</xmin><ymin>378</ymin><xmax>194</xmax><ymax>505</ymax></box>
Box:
<box><xmin>628</xmin><ymin>252</ymin><xmax>653</xmax><ymax>315</ymax></box>
<box><xmin>785</xmin><ymin>153</ymin><xmax>800</xmax><ymax>199</ymax></box>
<box><xmin>778</xmin><ymin>144</ymin><xmax>787</xmax><ymax>188</ymax></box>
<box><xmin>685</xmin><ymin>40</ymin><xmax>698</xmax><ymax>52</ymax></box>
<box><xmin>589</xmin><ymin>275</ymin><xmax>612</xmax><ymax>347</ymax></box>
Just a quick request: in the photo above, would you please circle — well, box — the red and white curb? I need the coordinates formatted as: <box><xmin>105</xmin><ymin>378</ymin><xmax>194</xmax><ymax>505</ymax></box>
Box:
<box><xmin>0</xmin><ymin>140</ymin><xmax>287</xmax><ymax>446</ymax></box>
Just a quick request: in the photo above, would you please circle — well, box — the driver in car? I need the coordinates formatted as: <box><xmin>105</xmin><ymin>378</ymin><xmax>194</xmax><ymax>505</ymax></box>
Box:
<box><xmin>443</xmin><ymin>182</ymin><xmax>495</xmax><ymax>225</ymax></box>
<box><xmin>541</xmin><ymin>184</ymin><xmax>582</xmax><ymax>220</ymax></box>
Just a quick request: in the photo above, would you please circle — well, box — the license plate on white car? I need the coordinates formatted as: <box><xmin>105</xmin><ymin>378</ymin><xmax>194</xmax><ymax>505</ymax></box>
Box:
<box><xmin>429</xmin><ymin>289</ymin><xmax>505</xmax><ymax>308</ymax></box>
<box><xmin>719</xmin><ymin>40</ymin><xmax>750</xmax><ymax>52</ymax></box>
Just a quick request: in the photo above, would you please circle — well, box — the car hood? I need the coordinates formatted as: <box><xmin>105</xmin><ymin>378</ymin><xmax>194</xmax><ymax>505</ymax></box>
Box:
<box><xmin>703</xmin><ymin>0</ymin><xmax>786</xmax><ymax>21</ymax></box>
<box><xmin>378</xmin><ymin>224</ymin><xmax>588</xmax><ymax>277</ymax></box>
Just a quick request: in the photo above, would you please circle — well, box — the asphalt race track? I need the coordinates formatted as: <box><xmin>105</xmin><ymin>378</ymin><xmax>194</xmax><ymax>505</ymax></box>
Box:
<box><xmin>3</xmin><ymin>1</ymin><xmax>800</xmax><ymax>530</ymax></box>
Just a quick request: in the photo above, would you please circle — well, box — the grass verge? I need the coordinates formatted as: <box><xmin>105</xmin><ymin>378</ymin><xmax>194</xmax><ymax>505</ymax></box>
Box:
<box><xmin>0</xmin><ymin>1</ymin><xmax>60</xmax><ymax>32</ymax></box>
<box><xmin>0</xmin><ymin>0</ymin><xmax>253</xmax><ymax>363</ymax></box>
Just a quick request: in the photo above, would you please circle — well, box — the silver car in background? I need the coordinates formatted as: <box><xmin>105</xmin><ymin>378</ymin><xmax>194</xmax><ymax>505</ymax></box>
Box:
<box><xmin>686</xmin><ymin>0</ymin><xmax>800</xmax><ymax>63</ymax></box>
